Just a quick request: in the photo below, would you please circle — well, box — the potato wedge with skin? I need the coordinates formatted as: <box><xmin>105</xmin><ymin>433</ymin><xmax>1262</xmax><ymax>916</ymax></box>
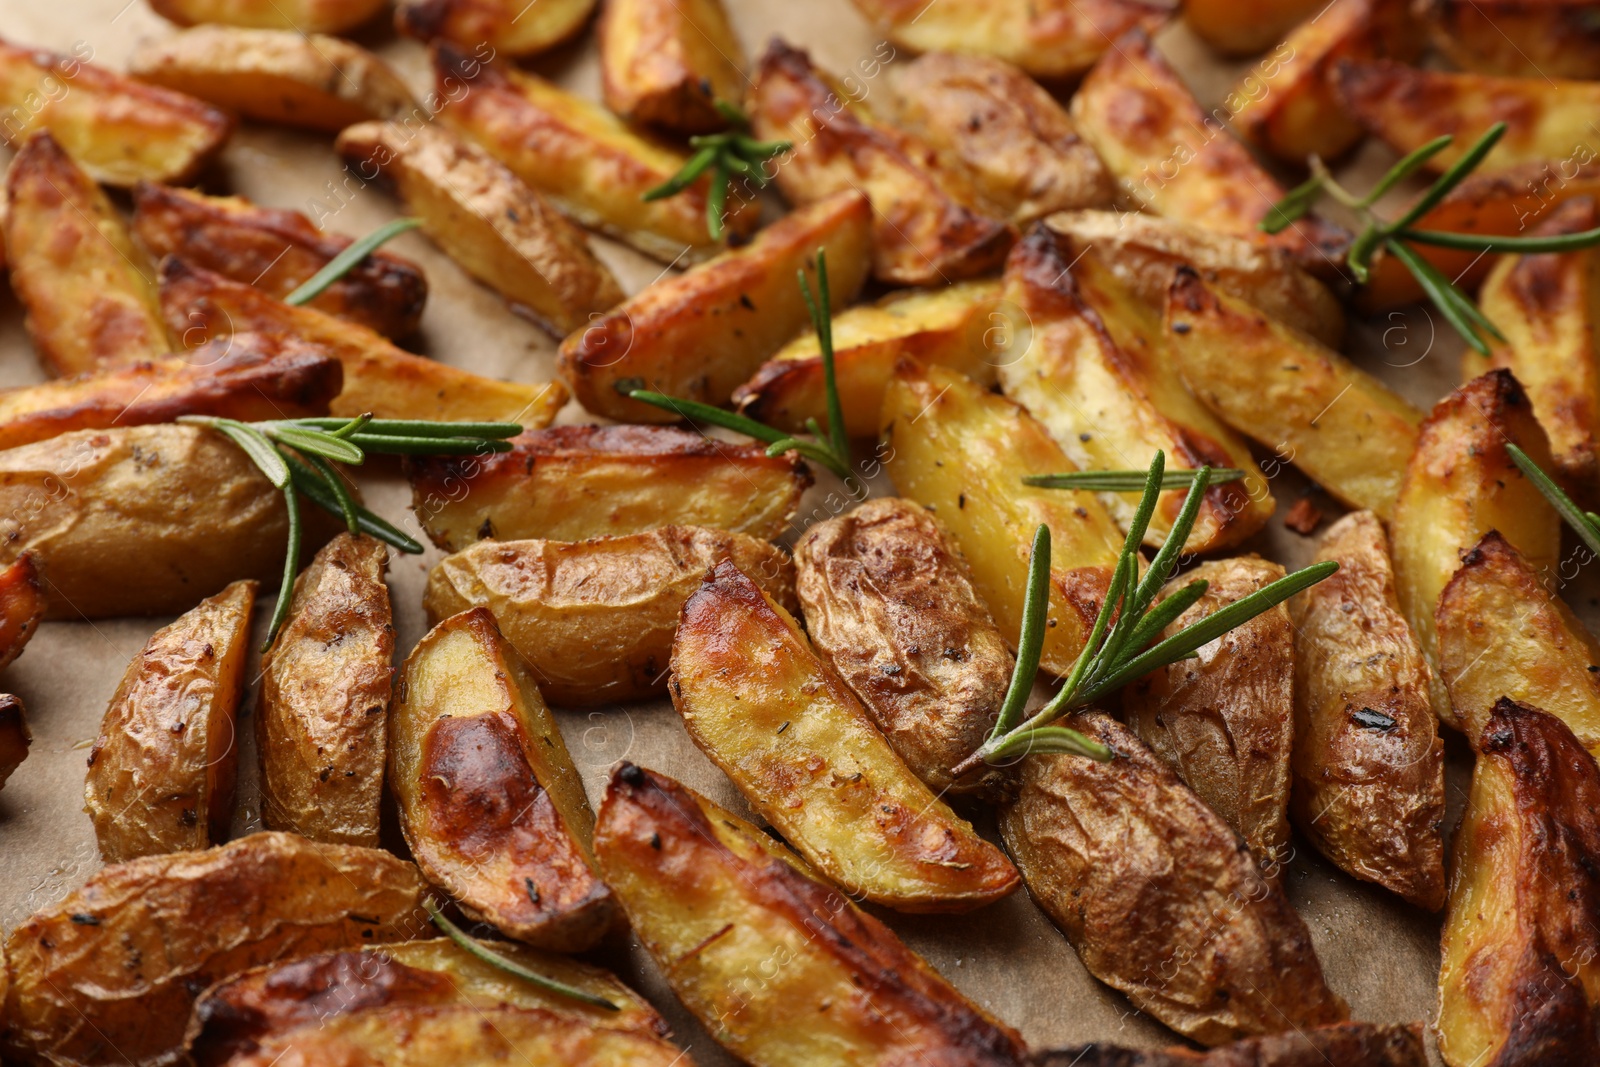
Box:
<box><xmin>881</xmin><ymin>361</ymin><xmax>1124</xmax><ymax>677</ymax></box>
<box><xmin>560</xmin><ymin>191</ymin><xmax>873</xmax><ymax>422</ymax></box>
<box><xmin>846</xmin><ymin>0</ymin><xmax>1166</xmax><ymax>81</ymax></box>
<box><xmin>1034</xmin><ymin>1023</ymin><xmax>1429</xmax><ymax>1066</ymax></box>
<box><xmin>998</xmin><ymin>225</ymin><xmax>1274</xmax><ymax>553</ymax></box>
<box><xmin>84</xmin><ymin>579</ymin><xmax>255</xmax><ymax>862</ymax></box>
<box><xmin>1392</xmin><ymin>370</ymin><xmax>1560</xmax><ymax>726</ymax></box>
<box><xmin>1438</xmin><ymin>700</ymin><xmax>1600</xmax><ymax>1067</ymax></box>
<box><xmin>149</xmin><ymin>0</ymin><xmax>386</xmax><ymax>32</ymax></box>
<box><xmin>397</xmin><ymin>0</ymin><xmax>596</xmax><ymax>58</ymax></box>
<box><xmin>407</xmin><ymin>425</ymin><xmax>810</xmax><ymax>551</ymax></box>
<box><xmin>1072</xmin><ymin>30</ymin><xmax>1349</xmax><ymax>275</ymax></box>
<box><xmin>392</xmin><ymin>608</ymin><xmax>614</xmax><ymax>950</ymax></box>
<box><xmin>1002</xmin><ymin>713</ymin><xmax>1348</xmax><ymax>1047</ymax></box>
<box><xmin>1290</xmin><ymin>511</ymin><xmax>1446</xmax><ymax>911</ymax></box>
<box><xmin>160</xmin><ymin>257</ymin><xmax>568</xmax><ymax>426</ymax></box>
<box><xmin>337</xmin><ymin>120</ymin><xmax>623</xmax><ymax>337</ymax></box>
<box><xmin>129</xmin><ymin>28</ymin><xmax>417</xmax><ymax>133</ymax></box>
<box><xmin>425</xmin><ymin>526</ymin><xmax>797</xmax><ymax>707</ymax></box>
<box><xmin>892</xmin><ymin>52</ymin><xmax>1113</xmax><ymax>225</ymax></box>
<box><xmin>749</xmin><ymin>41</ymin><xmax>1014</xmax><ymax>287</ymax></box>
<box><xmin>1165</xmin><ymin>268</ymin><xmax>1424</xmax><ymax>518</ymax></box>
<box><xmin>595</xmin><ymin>762</ymin><xmax>1028</xmax><ymax>1066</ymax></box>
<box><xmin>795</xmin><ymin>497</ymin><xmax>1013</xmax><ymax>797</ymax></box>
<box><xmin>598</xmin><ymin>0</ymin><xmax>745</xmax><ymax>135</ymax></box>
<box><xmin>1182</xmin><ymin>0</ymin><xmax>1323</xmax><ymax>56</ymax></box>
<box><xmin>0</xmin><ymin>694</ymin><xmax>29</xmax><ymax>792</ymax></box>
<box><xmin>4</xmin><ymin>132</ymin><xmax>168</xmax><ymax>378</ymax></box>
<box><xmin>258</xmin><ymin>534</ymin><xmax>391</xmax><ymax>848</ymax></box>
<box><xmin>436</xmin><ymin>44</ymin><xmax>756</xmax><ymax>263</ymax></box>
<box><xmin>734</xmin><ymin>279</ymin><xmax>1001</xmax><ymax>437</ymax></box>
<box><xmin>0</xmin><ymin>831</ymin><xmax>431</xmax><ymax>1067</ymax></box>
<box><xmin>0</xmin><ymin>38</ymin><xmax>231</xmax><ymax>187</ymax></box>
<box><xmin>671</xmin><ymin>559</ymin><xmax>1020</xmax><ymax>912</ymax></box>
<box><xmin>0</xmin><ymin>554</ymin><xmax>43</xmax><ymax>670</ymax></box>
<box><xmin>1423</xmin><ymin>0</ymin><xmax>1600</xmax><ymax>79</ymax></box>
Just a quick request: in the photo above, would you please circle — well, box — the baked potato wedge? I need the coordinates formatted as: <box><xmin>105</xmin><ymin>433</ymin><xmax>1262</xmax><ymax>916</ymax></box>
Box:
<box><xmin>392</xmin><ymin>607</ymin><xmax>614</xmax><ymax>950</ymax></box>
<box><xmin>670</xmin><ymin>559</ymin><xmax>1020</xmax><ymax>911</ymax></box>
<box><xmin>160</xmin><ymin>257</ymin><xmax>568</xmax><ymax>425</ymax></box>
<box><xmin>0</xmin><ymin>694</ymin><xmax>28</xmax><ymax>792</ymax></box>
<box><xmin>148</xmin><ymin>0</ymin><xmax>386</xmax><ymax>32</ymax></box>
<box><xmin>0</xmin><ymin>554</ymin><xmax>42</xmax><ymax>670</ymax></box>
<box><xmin>436</xmin><ymin>44</ymin><xmax>756</xmax><ymax>262</ymax></box>
<box><xmin>1423</xmin><ymin>0</ymin><xmax>1600</xmax><ymax>78</ymax></box>
<box><xmin>1072</xmin><ymin>30</ymin><xmax>1349</xmax><ymax>275</ymax></box>
<box><xmin>129</xmin><ymin>28</ymin><xmax>417</xmax><ymax>132</ymax></box>
<box><xmin>1182</xmin><ymin>0</ymin><xmax>1322</xmax><ymax>56</ymax></box>
<box><xmin>1437</xmin><ymin>699</ymin><xmax>1600</xmax><ymax>1067</ymax></box>
<box><xmin>258</xmin><ymin>533</ymin><xmax>391</xmax><ymax>847</ymax></box>
<box><xmin>795</xmin><ymin>497</ymin><xmax>1013</xmax><ymax>797</ymax></box>
<box><xmin>594</xmin><ymin>762</ymin><xmax>1029</xmax><ymax>1066</ymax></box>
<box><xmin>0</xmin><ymin>831</ymin><xmax>431</xmax><ymax>1067</ymax></box>
<box><xmin>397</xmin><ymin>0</ymin><xmax>595</xmax><ymax>57</ymax></box>
<box><xmin>0</xmin><ymin>37</ymin><xmax>231</xmax><ymax>187</ymax></box>
<box><xmin>881</xmin><ymin>360</ymin><xmax>1124</xmax><ymax>677</ymax></box>
<box><xmin>891</xmin><ymin>52</ymin><xmax>1113</xmax><ymax>224</ymax></box>
<box><xmin>407</xmin><ymin>425</ymin><xmax>809</xmax><ymax>551</ymax></box>
<box><xmin>559</xmin><ymin>190</ymin><xmax>873</xmax><ymax>422</ymax></box>
<box><xmin>1392</xmin><ymin>370</ymin><xmax>1560</xmax><ymax>725</ymax></box>
<box><xmin>5</xmin><ymin>131</ymin><xmax>168</xmax><ymax>378</ymax></box>
<box><xmin>734</xmin><ymin>278</ymin><xmax>1001</xmax><ymax>437</ymax></box>
<box><xmin>748</xmin><ymin>41</ymin><xmax>1014</xmax><ymax>287</ymax></box>
<box><xmin>425</xmin><ymin>526</ymin><xmax>796</xmax><ymax>707</ymax></box>
<box><xmin>598</xmin><ymin>0</ymin><xmax>745</xmax><ymax>135</ymax></box>
<box><xmin>1289</xmin><ymin>511</ymin><xmax>1446</xmax><ymax>910</ymax></box>
<box><xmin>1035</xmin><ymin>1023</ymin><xmax>1428</xmax><ymax>1066</ymax></box>
<box><xmin>1002</xmin><ymin>713</ymin><xmax>1347</xmax><ymax>1046</ymax></box>
<box><xmin>1165</xmin><ymin>268</ymin><xmax>1424</xmax><ymax>518</ymax></box>
<box><xmin>83</xmin><ymin>579</ymin><xmax>256</xmax><ymax>862</ymax></box>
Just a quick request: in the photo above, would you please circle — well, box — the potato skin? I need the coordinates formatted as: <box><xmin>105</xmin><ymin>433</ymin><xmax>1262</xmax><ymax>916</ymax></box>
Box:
<box><xmin>1033</xmin><ymin>1022</ymin><xmax>1427</xmax><ymax>1066</ymax></box>
<box><xmin>1437</xmin><ymin>700</ymin><xmax>1600</xmax><ymax>1067</ymax></box>
<box><xmin>594</xmin><ymin>762</ymin><xmax>1029</xmax><ymax>1067</ymax></box>
<box><xmin>560</xmin><ymin>191</ymin><xmax>873</xmax><ymax>422</ymax></box>
<box><xmin>598</xmin><ymin>0</ymin><xmax>745</xmax><ymax>134</ymax></box>
<box><xmin>0</xmin><ymin>693</ymin><xmax>29</xmax><ymax>792</ymax></box>
<box><xmin>259</xmin><ymin>534</ymin><xmax>392</xmax><ymax>847</ymax></box>
<box><xmin>1422</xmin><ymin>0</ymin><xmax>1600</xmax><ymax>78</ymax></box>
<box><xmin>0</xmin><ymin>831</ymin><xmax>432</xmax><ymax>1067</ymax></box>
<box><xmin>397</xmin><ymin>0</ymin><xmax>596</xmax><ymax>58</ymax></box>
<box><xmin>407</xmin><ymin>424</ymin><xmax>810</xmax><ymax>551</ymax></box>
<box><xmin>149</xmin><ymin>0</ymin><xmax>386</xmax><ymax>32</ymax></box>
<box><xmin>1289</xmin><ymin>511</ymin><xmax>1446</xmax><ymax>911</ymax></box>
<box><xmin>0</xmin><ymin>553</ymin><xmax>43</xmax><ymax>670</ymax></box>
<box><xmin>1001</xmin><ymin>713</ymin><xmax>1348</xmax><ymax>1047</ymax></box>
<box><xmin>795</xmin><ymin>497</ymin><xmax>1012</xmax><ymax>797</ymax></box>
<box><xmin>425</xmin><ymin>526</ymin><xmax>797</xmax><ymax>706</ymax></box>
<box><xmin>1182</xmin><ymin>0</ymin><xmax>1322</xmax><ymax>55</ymax></box>
<box><xmin>391</xmin><ymin>608</ymin><xmax>614</xmax><ymax>950</ymax></box>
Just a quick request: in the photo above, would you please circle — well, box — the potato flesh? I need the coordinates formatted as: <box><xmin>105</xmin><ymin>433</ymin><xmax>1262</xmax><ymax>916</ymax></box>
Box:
<box><xmin>0</xmin><ymin>693</ymin><xmax>29</xmax><ymax>791</ymax></box>
<box><xmin>1182</xmin><ymin>0</ymin><xmax>1323</xmax><ymax>55</ymax></box>
<box><xmin>598</xmin><ymin>0</ymin><xmax>745</xmax><ymax>134</ymax></box>
<box><xmin>1425</xmin><ymin>0</ymin><xmax>1600</xmax><ymax>79</ymax></box>
<box><xmin>396</xmin><ymin>0</ymin><xmax>596</xmax><ymax>58</ymax></box>
<box><xmin>148</xmin><ymin>0</ymin><xmax>387</xmax><ymax>32</ymax></box>
<box><xmin>0</xmin><ymin>554</ymin><xmax>41</xmax><ymax>670</ymax></box>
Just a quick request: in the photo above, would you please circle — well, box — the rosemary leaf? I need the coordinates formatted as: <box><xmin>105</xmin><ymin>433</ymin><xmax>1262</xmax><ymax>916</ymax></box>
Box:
<box><xmin>627</xmin><ymin>389</ymin><xmax>791</xmax><ymax>444</ymax></box>
<box><xmin>284</xmin><ymin>217</ymin><xmax>421</xmax><ymax>307</ymax></box>
<box><xmin>1506</xmin><ymin>443</ymin><xmax>1600</xmax><ymax>557</ymax></box>
<box><xmin>304</xmin><ymin>452</ymin><xmax>361</xmax><ymax>534</ymax></box>
<box><xmin>1022</xmin><ymin>468</ymin><xmax>1244</xmax><ymax>492</ymax></box>
<box><xmin>196</xmin><ymin>420</ymin><xmax>289</xmax><ymax>488</ymax></box>
<box><xmin>1359</xmin><ymin>134</ymin><xmax>1455</xmax><ymax>207</ymax></box>
<box><xmin>264</xmin><ymin>485</ymin><xmax>302</xmax><ymax>650</ymax></box>
<box><xmin>1400</xmin><ymin>225</ymin><xmax>1600</xmax><ymax>254</ymax></box>
<box><xmin>1384</xmin><ymin>238</ymin><xmax>1498</xmax><ymax>354</ymax></box>
<box><xmin>1260</xmin><ymin>174</ymin><xmax>1325</xmax><ymax>234</ymax></box>
<box><xmin>641</xmin><ymin>144</ymin><xmax>719</xmax><ymax>202</ymax></box>
<box><xmin>1123</xmin><ymin>577</ymin><xmax>1210</xmax><ymax>654</ymax></box>
<box><xmin>284</xmin><ymin>457</ymin><xmax>423</xmax><ymax>554</ymax></box>
<box><xmin>344</xmin><ymin>434</ymin><xmax>516</xmax><ymax>455</ymax></box>
<box><xmin>269</xmin><ymin>425</ymin><xmax>364</xmax><ymax>465</ymax></box>
<box><xmin>1385</xmin><ymin>122</ymin><xmax>1507</xmax><ymax>234</ymax></box>
<box><xmin>291</xmin><ymin>418</ymin><xmax>523</xmax><ymax>438</ymax></box>
<box><xmin>992</xmin><ymin>524</ymin><xmax>1052</xmax><ymax>738</ymax></box>
<box><xmin>426</xmin><ymin>899</ymin><xmax>619</xmax><ymax>1011</ymax></box>
<box><xmin>989</xmin><ymin>724</ymin><xmax>1113</xmax><ymax>762</ymax></box>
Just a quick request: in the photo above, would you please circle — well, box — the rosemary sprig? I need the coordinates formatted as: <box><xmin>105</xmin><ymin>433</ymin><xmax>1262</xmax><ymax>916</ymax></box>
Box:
<box><xmin>177</xmin><ymin>413</ymin><xmax>520</xmax><ymax>649</ymax></box>
<box><xmin>642</xmin><ymin>101</ymin><xmax>790</xmax><ymax>240</ymax></box>
<box><xmin>425</xmin><ymin>898</ymin><xmax>619</xmax><ymax>1011</ymax></box>
<box><xmin>951</xmin><ymin>451</ymin><xmax>1338</xmax><ymax>774</ymax></box>
<box><xmin>1022</xmin><ymin>468</ymin><xmax>1246</xmax><ymax>492</ymax></box>
<box><xmin>1507</xmin><ymin>443</ymin><xmax>1600</xmax><ymax>557</ymax></box>
<box><xmin>284</xmin><ymin>217</ymin><xmax>421</xmax><ymax>306</ymax></box>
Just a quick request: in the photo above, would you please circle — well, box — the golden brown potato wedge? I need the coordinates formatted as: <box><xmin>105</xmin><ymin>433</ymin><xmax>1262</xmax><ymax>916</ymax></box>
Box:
<box><xmin>560</xmin><ymin>191</ymin><xmax>873</xmax><ymax>422</ymax></box>
<box><xmin>1035</xmin><ymin>1023</ymin><xmax>1428</xmax><ymax>1066</ymax></box>
<box><xmin>149</xmin><ymin>0</ymin><xmax>386</xmax><ymax>31</ymax></box>
<box><xmin>0</xmin><ymin>554</ymin><xmax>42</xmax><ymax>670</ymax></box>
<box><xmin>998</xmin><ymin>225</ymin><xmax>1275</xmax><ymax>552</ymax></box>
<box><xmin>0</xmin><ymin>37</ymin><xmax>231</xmax><ymax>186</ymax></box>
<box><xmin>337</xmin><ymin>120</ymin><xmax>623</xmax><ymax>337</ymax></box>
<box><xmin>84</xmin><ymin>579</ymin><xmax>255</xmax><ymax>862</ymax></box>
<box><xmin>795</xmin><ymin>497</ymin><xmax>1013</xmax><ymax>797</ymax></box>
<box><xmin>734</xmin><ymin>278</ymin><xmax>1001</xmax><ymax>437</ymax></box>
<box><xmin>595</xmin><ymin>762</ymin><xmax>1029</xmax><ymax>1066</ymax></box>
<box><xmin>598</xmin><ymin>0</ymin><xmax>745</xmax><ymax>134</ymax></box>
<box><xmin>258</xmin><ymin>533</ymin><xmax>391</xmax><ymax>847</ymax></box>
<box><xmin>0</xmin><ymin>831</ymin><xmax>431</xmax><ymax>1067</ymax></box>
<box><xmin>1182</xmin><ymin>0</ymin><xmax>1322</xmax><ymax>55</ymax></box>
<box><xmin>1423</xmin><ymin>0</ymin><xmax>1600</xmax><ymax>78</ymax></box>
<box><xmin>1072</xmin><ymin>30</ymin><xmax>1349</xmax><ymax>275</ymax></box>
<box><xmin>425</xmin><ymin>526</ymin><xmax>796</xmax><ymax>707</ymax></box>
<box><xmin>671</xmin><ymin>559</ymin><xmax>1020</xmax><ymax>912</ymax></box>
<box><xmin>1392</xmin><ymin>370</ymin><xmax>1561</xmax><ymax>725</ymax></box>
<box><xmin>1003</xmin><ymin>713</ymin><xmax>1347</xmax><ymax>1046</ymax></box>
<box><xmin>408</xmin><ymin>425</ymin><xmax>809</xmax><ymax>550</ymax></box>
<box><xmin>436</xmin><ymin>43</ymin><xmax>756</xmax><ymax>262</ymax></box>
<box><xmin>392</xmin><ymin>607</ymin><xmax>614</xmax><ymax>950</ymax></box>
<box><xmin>1289</xmin><ymin>511</ymin><xmax>1446</xmax><ymax>910</ymax></box>
<box><xmin>397</xmin><ymin>0</ymin><xmax>595</xmax><ymax>57</ymax></box>
<box><xmin>846</xmin><ymin>0</ymin><xmax>1166</xmax><ymax>80</ymax></box>
<box><xmin>1438</xmin><ymin>699</ymin><xmax>1600</xmax><ymax>1067</ymax></box>
<box><xmin>159</xmin><ymin>257</ymin><xmax>568</xmax><ymax>425</ymax></box>
<box><xmin>881</xmin><ymin>360</ymin><xmax>1124</xmax><ymax>677</ymax></box>
<box><xmin>4</xmin><ymin>131</ymin><xmax>168</xmax><ymax>378</ymax></box>
<box><xmin>891</xmin><ymin>52</ymin><xmax>1113</xmax><ymax>224</ymax></box>
<box><xmin>129</xmin><ymin>28</ymin><xmax>417</xmax><ymax>133</ymax></box>
<box><xmin>748</xmin><ymin>40</ymin><xmax>1014</xmax><ymax>287</ymax></box>
<box><xmin>1165</xmin><ymin>268</ymin><xmax>1424</xmax><ymax>518</ymax></box>
<box><xmin>0</xmin><ymin>694</ymin><xmax>28</xmax><ymax>792</ymax></box>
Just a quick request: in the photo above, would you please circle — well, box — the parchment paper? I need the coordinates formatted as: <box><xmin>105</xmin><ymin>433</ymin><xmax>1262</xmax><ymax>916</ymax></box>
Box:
<box><xmin>0</xmin><ymin>2</ymin><xmax>1547</xmax><ymax>1062</ymax></box>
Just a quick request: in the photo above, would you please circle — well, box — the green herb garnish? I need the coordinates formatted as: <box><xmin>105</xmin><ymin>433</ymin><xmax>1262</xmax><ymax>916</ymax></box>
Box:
<box><xmin>284</xmin><ymin>217</ymin><xmax>421</xmax><ymax>306</ymax></box>
<box><xmin>1507</xmin><ymin>443</ymin><xmax>1600</xmax><ymax>556</ymax></box>
<box><xmin>642</xmin><ymin>101</ymin><xmax>790</xmax><ymax>241</ymax></box>
<box><xmin>425</xmin><ymin>898</ymin><xmax>619</xmax><ymax>1011</ymax></box>
<box><xmin>1022</xmin><ymin>468</ymin><xmax>1246</xmax><ymax>492</ymax></box>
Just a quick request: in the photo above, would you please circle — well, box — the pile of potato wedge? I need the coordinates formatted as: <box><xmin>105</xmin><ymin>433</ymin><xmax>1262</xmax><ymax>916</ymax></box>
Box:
<box><xmin>5</xmin><ymin>0</ymin><xmax>1600</xmax><ymax>1063</ymax></box>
